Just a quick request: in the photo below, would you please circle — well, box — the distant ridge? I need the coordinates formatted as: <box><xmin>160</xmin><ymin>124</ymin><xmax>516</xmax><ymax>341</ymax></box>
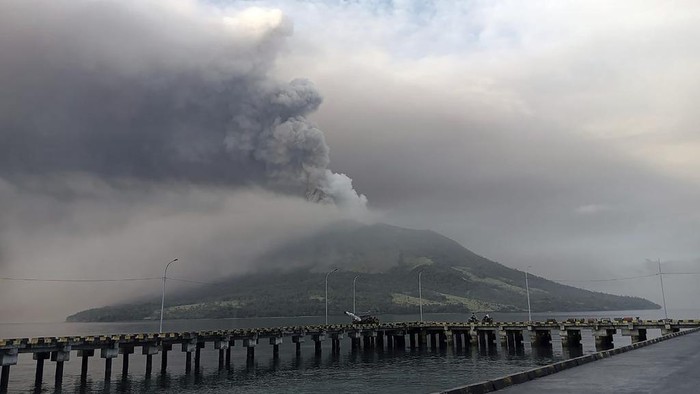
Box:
<box><xmin>67</xmin><ymin>221</ymin><xmax>658</xmax><ymax>322</ymax></box>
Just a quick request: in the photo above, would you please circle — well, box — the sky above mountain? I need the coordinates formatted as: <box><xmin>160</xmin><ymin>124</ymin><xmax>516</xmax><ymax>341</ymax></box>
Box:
<box><xmin>0</xmin><ymin>0</ymin><xmax>698</xmax><ymax>321</ymax></box>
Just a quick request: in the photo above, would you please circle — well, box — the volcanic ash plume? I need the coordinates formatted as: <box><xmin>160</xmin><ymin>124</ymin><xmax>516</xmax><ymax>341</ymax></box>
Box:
<box><xmin>0</xmin><ymin>0</ymin><xmax>367</xmax><ymax>211</ymax></box>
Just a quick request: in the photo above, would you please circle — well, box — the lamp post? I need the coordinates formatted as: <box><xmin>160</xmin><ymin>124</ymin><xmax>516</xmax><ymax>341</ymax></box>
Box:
<box><xmin>525</xmin><ymin>266</ymin><xmax>532</xmax><ymax>322</ymax></box>
<box><xmin>418</xmin><ymin>271</ymin><xmax>424</xmax><ymax>322</ymax></box>
<box><xmin>657</xmin><ymin>259</ymin><xmax>668</xmax><ymax>320</ymax></box>
<box><xmin>325</xmin><ymin>268</ymin><xmax>338</xmax><ymax>325</ymax></box>
<box><xmin>461</xmin><ymin>276</ymin><xmax>468</xmax><ymax>312</ymax></box>
<box><xmin>353</xmin><ymin>275</ymin><xmax>360</xmax><ymax>315</ymax></box>
<box><xmin>159</xmin><ymin>258</ymin><xmax>179</xmax><ymax>333</ymax></box>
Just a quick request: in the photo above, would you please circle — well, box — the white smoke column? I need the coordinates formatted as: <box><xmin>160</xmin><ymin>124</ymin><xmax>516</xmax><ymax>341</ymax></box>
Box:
<box><xmin>0</xmin><ymin>0</ymin><xmax>368</xmax><ymax>212</ymax></box>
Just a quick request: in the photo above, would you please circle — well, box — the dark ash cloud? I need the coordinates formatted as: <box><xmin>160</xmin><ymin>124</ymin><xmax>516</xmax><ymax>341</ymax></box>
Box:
<box><xmin>0</xmin><ymin>0</ymin><xmax>366</xmax><ymax>209</ymax></box>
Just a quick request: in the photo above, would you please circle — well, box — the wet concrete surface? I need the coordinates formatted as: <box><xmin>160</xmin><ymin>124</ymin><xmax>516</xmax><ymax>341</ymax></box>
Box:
<box><xmin>501</xmin><ymin>330</ymin><xmax>700</xmax><ymax>393</ymax></box>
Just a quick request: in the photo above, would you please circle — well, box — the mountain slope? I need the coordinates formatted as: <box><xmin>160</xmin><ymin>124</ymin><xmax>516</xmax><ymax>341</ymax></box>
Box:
<box><xmin>67</xmin><ymin>222</ymin><xmax>658</xmax><ymax>321</ymax></box>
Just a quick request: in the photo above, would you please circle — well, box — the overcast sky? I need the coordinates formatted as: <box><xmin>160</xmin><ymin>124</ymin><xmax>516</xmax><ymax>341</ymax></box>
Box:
<box><xmin>1</xmin><ymin>0</ymin><xmax>698</xmax><ymax>321</ymax></box>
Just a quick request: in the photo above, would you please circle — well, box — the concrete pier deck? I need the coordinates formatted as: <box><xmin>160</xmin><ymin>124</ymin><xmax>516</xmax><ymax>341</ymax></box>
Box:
<box><xmin>500</xmin><ymin>329</ymin><xmax>700</xmax><ymax>393</ymax></box>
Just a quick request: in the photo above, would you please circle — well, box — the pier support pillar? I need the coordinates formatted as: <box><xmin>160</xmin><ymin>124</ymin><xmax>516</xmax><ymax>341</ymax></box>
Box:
<box><xmin>33</xmin><ymin>351</ymin><xmax>50</xmax><ymax>387</ymax></box>
<box><xmin>0</xmin><ymin>366</ymin><xmax>10</xmax><ymax>393</ymax></box>
<box><xmin>313</xmin><ymin>333</ymin><xmax>326</xmax><ymax>356</ymax></box>
<box><xmin>499</xmin><ymin>330</ymin><xmax>508</xmax><ymax>347</ymax></box>
<box><xmin>141</xmin><ymin>344</ymin><xmax>158</xmax><ymax>377</ymax></box>
<box><xmin>182</xmin><ymin>340</ymin><xmax>196</xmax><ymax>374</ymax></box>
<box><xmin>244</xmin><ymin>338</ymin><xmax>257</xmax><ymax>361</ymax></box>
<box><xmin>455</xmin><ymin>332</ymin><xmax>464</xmax><ymax>349</ymax></box>
<box><xmin>226</xmin><ymin>339</ymin><xmax>234</xmax><ymax>368</ymax></box>
<box><xmin>270</xmin><ymin>337</ymin><xmax>283</xmax><ymax>359</ymax></box>
<box><xmin>50</xmin><ymin>344</ymin><xmax>71</xmax><ymax>389</ymax></box>
<box><xmin>469</xmin><ymin>330</ymin><xmax>478</xmax><ymax>346</ymax></box>
<box><xmin>593</xmin><ymin>328</ymin><xmax>616</xmax><ymax>350</ymax></box>
<box><xmin>560</xmin><ymin>329</ymin><xmax>582</xmax><ymax>347</ymax></box>
<box><xmin>418</xmin><ymin>330</ymin><xmax>427</xmax><ymax>348</ymax></box>
<box><xmin>633</xmin><ymin>329</ymin><xmax>647</xmax><ymax>343</ymax></box>
<box><xmin>430</xmin><ymin>333</ymin><xmax>437</xmax><ymax>349</ymax></box>
<box><xmin>194</xmin><ymin>342</ymin><xmax>204</xmax><ymax>374</ymax></box>
<box><xmin>506</xmin><ymin>330</ymin><xmax>524</xmax><ymax>348</ymax></box>
<box><xmin>293</xmin><ymin>335</ymin><xmax>305</xmax><ymax>356</ymax></box>
<box><xmin>76</xmin><ymin>349</ymin><xmax>93</xmax><ymax>384</ymax></box>
<box><xmin>160</xmin><ymin>343</ymin><xmax>171</xmax><ymax>373</ymax></box>
<box><xmin>101</xmin><ymin>343</ymin><xmax>118</xmax><ymax>381</ymax></box>
<box><xmin>0</xmin><ymin>348</ymin><xmax>19</xmax><ymax>393</ymax></box>
<box><xmin>119</xmin><ymin>345</ymin><xmax>133</xmax><ymax>378</ymax></box>
<box><xmin>375</xmin><ymin>332</ymin><xmax>384</xmax><ymax>351</ymax></box>
<box><xmin>409</xmin><ymin>333</ymin><xmax>416</xmax><ymax>349</ymax></box>
<box><xmin>215</xmin><ymin>337</ymin><xmax>230</xmax><ymax>369</ymax></box>
<box><xmin>530</xmin><ymin>330</ymin><xmax>552</xmax><ymax>347</ymax></box>
<box><xmin>0</xmin><ymin>348</ymin><xmax>17</xmax><ymax>393</ymax></box>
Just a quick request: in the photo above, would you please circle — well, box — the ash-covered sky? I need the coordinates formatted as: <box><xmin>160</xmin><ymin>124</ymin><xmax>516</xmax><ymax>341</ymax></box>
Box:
<box><xmin>1</xmin><ymin>0</ymin><xmax>699</xmax><ymax>321</ymax></box>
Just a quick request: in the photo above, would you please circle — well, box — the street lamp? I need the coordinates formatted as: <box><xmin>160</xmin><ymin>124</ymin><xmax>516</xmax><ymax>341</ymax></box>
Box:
<box><xmin>418</xmin><ymin>271</ymin><xmax>424</xmax><ymax>322</ymax></box>
<box><xmin>159</xmin><ymin>258</ymin><xmax>179</xmax><ymax>333</ymax></box>
<box><xmin>325</xmin><ymin>268</ymin><xmax>338</xmax><ymax>325</ymax></box>
<box><xmin>353</xmin><ymin>275</ymin><xmax>360</xmax><ymax>315</ymax></box>
<box><xmin>461</xmin><ymin>276</ymin><xmax>468</xmax><ymax>312</ymax></box>
<box><xmin>652</xmin><ymin>259</ymin><xmax>669</xmax><ymax>320</ymax></box>
<box><xmin>525</xmin><ymin>266</ymin><xmax>532</xmax><ymax>322</ymax></box>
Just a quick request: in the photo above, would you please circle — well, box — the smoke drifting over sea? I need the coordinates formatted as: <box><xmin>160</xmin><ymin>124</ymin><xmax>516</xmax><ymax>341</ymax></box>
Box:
<box><xmin>0</xmin><ymin>0</ymin><xmax>366</xmax><ymax>211</ymax></box>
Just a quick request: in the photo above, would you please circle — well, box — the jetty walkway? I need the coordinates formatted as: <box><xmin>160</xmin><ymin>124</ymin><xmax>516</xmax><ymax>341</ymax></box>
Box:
<box><xmin>499</xmin><ymin>328</ymin><xmax>700</xmax><ymax>393</ymax></box>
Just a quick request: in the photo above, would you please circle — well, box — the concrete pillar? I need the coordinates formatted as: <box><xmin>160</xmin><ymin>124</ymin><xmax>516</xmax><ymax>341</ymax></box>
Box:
<box><xmin>160</xmin><ymin>343</ymin><xmax>172</xmax><ymax>374</ymax></box>
<box><xmin>445</xmin><ymin>331</ymin><xmax>453</xmax><ymax>348</ymax></box>
<box><xmin>499</xmin><ymin>330</ymin><xmax>508</xmax><ymax>347</ymax></box>
<box><xmin>0</xmin><ymin>366</ymin><xmax>10</xmax><ymax>393</ymax></box>
<box><xmin>560</xmin><ymin>329</ymin><xmax>582</xmax><ymax>347</ymax></box>
<box><xmin>270</xmin><ymin>337</ymin><xmax>282</xmax><ymax>359</ymax></box>
<box><xmin>76</xmin><ymin>349</ymin><xmax>93</xmax><ymax>384</ymax></box>
<box><xmin>409</xmin><ymin>333</ymin><xmax>416</xmax><ymax>349</ymax></box>
<box><xmin>33</xmin><ymin>352</ymin><xmax>50</xmax><ymax>387</ymax></box>
<box><xmin>593</xmin><ymin>328</ymin><xmax>615</xmax><ymax>349</ymax></box>
<box><xmin>313</xmin><ymin>334</ymin><xmax>326</xmax><ymax>356</ymax></box>
<box><xmin>508</xmin><ymin>330</ymin><xmax>524</xmax><ymax>347</ymax></box>
<box><xmin>244</xmin><ymin>338</ymin><xmax>257</xmax><ymax>361</ymax></box>
<box><xmin>632</xmin><ymin>329</ymin><xmax>648</xmax><ymax>343</ymax></box>
<box><xmin>214</xmin><ymin>338</ymin><xmax>229</xmax><ymax>370</ymax></box>
<box><xmin>119</xmin><ymin>345</ymin><xmax>133</xmax><ymax>378</ymax></box>
<box><xmin>226</xmin><ymin>339</ymin><xmax>233</xmax><ymax>368</ymax></box>
<box><xmin>293</xmin><ymin>336</ymin><xmax>305</xmax><ymax>356</ymax></box>
<box><xmin>182</xmin><ymin>340</ymin><xmax>196</xmax><ymax>374</ymax></box>
<box><xmin>430</xmin><ymin>333</ymin><xmax>437</xmax><ymax>349</ymax></box>
<box><xmin>0</xmin><ymin>348</ymin><xmax>17</xmax><ymax>393</ymax></box>
<box><xmin>455</xmin><ymin>332</ymin><xmax>464</xmax><ymax>349</ymax></box>
<box><xmin>530</xmin><ymin>330</ymin><xmax>552</xmax><ymax>346</ymax></box>
<box><xmin>376</xmin><ymin>332</ymin><xmax>384</xmax><ymax>350</ymax></box>
<box><xmin>50</xmin><ymin>345</ymin><xmax>71</xmax><ymax>389</ymax></box>
<box><xmin>102</xmin><ymin>343</ymin><xmax>119</xmax><ymax>381</ymax></box>
<box><xmin>195</xmin><ymin>342</ymin><xmax>204</xmax><ymax>374</ymax></box>
<box><xmin>438</xmin><ymin>332</ymin><xmax>447</xmax><ymax>349</ymax></box>
<box><xmin>418</xmin><ymin>330</ymin><xmax>428</xmax><ymax>348</ymax></box>
<box><xmin>469</xmin><ymin>330</ymin><xmax>478</xmax><ymax>346</ymax></box>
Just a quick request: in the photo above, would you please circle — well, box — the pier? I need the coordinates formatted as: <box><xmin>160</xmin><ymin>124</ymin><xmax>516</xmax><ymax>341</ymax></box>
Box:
<box><xmin>1</xmin><ymin>318</ymin><xmax>698</xmax><ymax>392</ymax></box>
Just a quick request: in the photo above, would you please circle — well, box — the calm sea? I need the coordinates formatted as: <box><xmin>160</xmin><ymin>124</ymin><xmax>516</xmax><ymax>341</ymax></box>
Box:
<box><xmin>1</xmin><ymin>309</ymin><xmax>696</xmax><ymax>393</ymax></box>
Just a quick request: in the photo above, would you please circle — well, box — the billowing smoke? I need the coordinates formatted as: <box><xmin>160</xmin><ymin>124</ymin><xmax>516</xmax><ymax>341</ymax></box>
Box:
<box><xmin>0</xmin><ymin>0</ymin><xmax>367</xmax><ymax>210</ymax></box>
